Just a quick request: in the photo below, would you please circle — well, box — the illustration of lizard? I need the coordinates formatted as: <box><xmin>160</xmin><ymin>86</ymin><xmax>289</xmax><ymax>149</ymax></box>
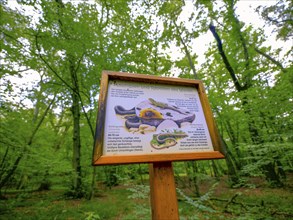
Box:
<box><xmin>148</xmin><ymin>98</ymin><xmax>188</xmax><ymax>115</ymax></box>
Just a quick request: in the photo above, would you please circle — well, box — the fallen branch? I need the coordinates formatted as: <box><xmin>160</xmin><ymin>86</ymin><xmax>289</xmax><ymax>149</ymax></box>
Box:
<box><xmin>211</xmin><ymin>197</ymin><xmax>262</xmax><ymax>208</ymax></box>
<box><xmin>271</xmin><ymin>210</ymin><xmax>293</xmax><ymax>218</ymax></box>
<box><xmin>224</xmin><ymin>193</ymin><xmax>248</xmax><ymax>212</ymax></box>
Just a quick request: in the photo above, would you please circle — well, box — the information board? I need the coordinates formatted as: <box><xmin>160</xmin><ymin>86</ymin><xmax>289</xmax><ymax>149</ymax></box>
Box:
<box><xmin>92</xmin><ymin>71</ymin><xmax>224</xmax><ymax>165</ymax></box>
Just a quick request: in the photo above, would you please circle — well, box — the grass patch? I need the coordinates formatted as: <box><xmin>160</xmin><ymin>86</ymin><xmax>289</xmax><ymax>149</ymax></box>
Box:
<box><xmin>0</xmin><ymin>187</ymin><xmax>134</xmax><ymax>220</ymax></box>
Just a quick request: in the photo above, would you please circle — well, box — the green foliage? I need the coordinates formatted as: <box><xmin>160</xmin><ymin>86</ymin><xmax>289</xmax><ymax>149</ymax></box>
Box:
<box><xmin>84</xmin><ymin>212</ymin><xmax>101</xmax><ymax>220</ymax></box>
<box><xmin>125</xmin><ymin>184</ymin><xmax>151</xmax><ymax>220</ymax></box>
<box><xmin>1</xmin><ymin>0</ymin><xmax>292</xmax><ymax>210</ymax></box>
<box><xmin>127</xmin><ymin>184</ymin><xmax>149</xmax><ymax>199</ymax></box>
<box><xmin>0</xmin><ymin>187</ymin><xmax>135</xmax><ymax>219</ymax></box>
<box><xmin>1</xmin><ymin>175</ymin><xmax>293</xmax><ymax>219</ymax></box>
<box><xmin>241</xmin><ymin>142</ymin><xmax>293</xmax><ymax>178</ymax></box>
<box><xmin>177</xmin><ymin>183</ymin><xmax>218</xmax><ymax>214</ymax></box>
<box><xmin>103</xmin><ymin>166</ymin><xmax>119</xmax><ymax>188</ymax></box>
<box><xmin>257</xmin><ymin>0</ymin><xmax>293</xmax><ymax>41</ymax></box>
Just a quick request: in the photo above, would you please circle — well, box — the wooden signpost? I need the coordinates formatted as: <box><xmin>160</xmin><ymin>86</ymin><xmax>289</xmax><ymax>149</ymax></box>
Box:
<box><xmin>92</xmin><ymin>71</ymin><xmax>225</xmax><ymax>220</ymax></box>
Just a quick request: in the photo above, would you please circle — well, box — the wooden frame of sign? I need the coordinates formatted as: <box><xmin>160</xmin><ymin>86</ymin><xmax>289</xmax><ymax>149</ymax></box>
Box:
<box><xmin>92</xmin><ymin>71</ymin><xmax>224</xmax><ymax>165</ymax></box>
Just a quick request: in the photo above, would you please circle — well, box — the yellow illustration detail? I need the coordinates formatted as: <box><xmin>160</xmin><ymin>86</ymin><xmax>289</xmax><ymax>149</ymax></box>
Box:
<box><xmin>139</xmin><ymin>108</ymin><xmax>163</xmax><ymax>119</ymax></box>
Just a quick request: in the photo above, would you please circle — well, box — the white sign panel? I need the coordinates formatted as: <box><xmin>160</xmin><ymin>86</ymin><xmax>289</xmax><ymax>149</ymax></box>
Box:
<box><xmin>103</xmin><ymin>80</ymin><xmax>214</xmax><ymax>156</ymax></box>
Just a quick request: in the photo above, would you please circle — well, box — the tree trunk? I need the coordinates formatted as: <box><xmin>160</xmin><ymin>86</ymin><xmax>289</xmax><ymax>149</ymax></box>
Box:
<box><xmin>0</xmin><ymin>95</ymin><xmax>55</xmax><ymax>193</ymax></box>
<box><xmin>184</xmin><ymin>162</ymin><xmax>193</xmax><ymax>188</ymax></box>
<box><xmin>69</xmin><ymin>58</ymin><xmax>83</xmax><ymax>198</ymax></box>
<box><xmin>138</xmin><ymin>164</ymin><xmax>145</xmax><ymax>185</ymax></box>
<box><xmin>221</xmin><ymin>138</ymin><xmax>240</xmax><ymax>186</ymax></box>
<box><xmin>88</xmin><ymin>167</ymin><xmax>96</xmax><ymax>200</ymax></box>
<box><xmin>186</xmin><ymin>161</ymin><xmax>200</xmax><ymax>197</ymax></box>
<box><xmin>211</xmin><ymin>160</ymin><xmax>220</xmax><ymax>180</ymax></box>
<box><xmin>173</xmin><ymin>20</ymin><xmax>197</xmax><ymax>79</ymax></box>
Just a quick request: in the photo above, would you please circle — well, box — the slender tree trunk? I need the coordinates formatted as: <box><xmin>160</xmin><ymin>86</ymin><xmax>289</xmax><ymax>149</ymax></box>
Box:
<box><xmin>191</xmin><ymin>162</ymin><xmax>200</xmax><ymax>197</ymax></box>
<box><xmin>88</xmin><ymin>167</ymin><xmax>96</xmax><ymax>200</ymax></box>
<box><xmin>211</xmin><ymin>161</ymin><xmax>220</xmax><ymax>180</ymax></box>
<box><xmin>173</xmin><ymin>20</ymin><xmax>197</xmax><ymax>79</ymax></box>
<box><xmin>221</xmin><ymin>138</ymin><xmax>240</xmax><ymax>185</ymax></box>
<box><xmin>184</xmin><ymin>162</ymin><xmax>193</xmax><ymax>188</ymax></box>
<box><xmin>0</xmin><ymin>156</ymin><xmax>22</xmax><ymax>190</ymax></box>
<box><xmin>138</xmin><ymin>164</ymin><xmax>145</xmax><ymax>185</ymax></box>
<box><xmin>69</xmin><ymin>58</ymin><xmax>83</xmax><ymax>197</ymax></box>
<box><xmin>54</xmin><ymin>0</ymin><xmax>83</xmax><ymax>196</ymax></box>
<box><xmin>0</xmin><ymin>95</ymin><xmax>55</xmax><ymax>194</ymax></box>
<box><xmin>214</xmin><ymin>106</ymin><xmax>243</xmax><ymax>170</ymax></box>
<box><xmin>0</xmin><ymin>146</ymin><xmax>9</xmax><ymax>181</ymax></box>
<box><xmin>186</xmin><ymin>162</ymin><xmax>200</xmax><ymax>197</ymax></box>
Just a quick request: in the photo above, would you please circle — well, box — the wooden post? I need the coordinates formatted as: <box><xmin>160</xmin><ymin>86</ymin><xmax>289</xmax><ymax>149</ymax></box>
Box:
<box><xmin>149</xmin><ymin>162</ymin><xmax>179</xmax><ymax>220</ymax></box>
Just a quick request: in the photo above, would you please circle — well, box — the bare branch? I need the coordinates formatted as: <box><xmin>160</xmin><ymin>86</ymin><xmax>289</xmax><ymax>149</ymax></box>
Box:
<box><xmin>27</xmin><ymin>94</ymin><xmax>57</xmax><ymax>145</ymax></box>
<box><xmin>173</xmin><ymin>20</ymin><xmax>197</xmax><ymax>79</ymax></box>
<box><xmin>35</xmin><ymin>34</ymin><xmax>74</xmax><ymax>91</ymax></box>
<box><xmin>254</xmin><ymin>47</ymin><xmax>287</xmax><ymax>72</ymax></box>
<box><xmin>209</xmin><ymin>23</ymin><xmax>244</xmax><ymax>92</ymax></box>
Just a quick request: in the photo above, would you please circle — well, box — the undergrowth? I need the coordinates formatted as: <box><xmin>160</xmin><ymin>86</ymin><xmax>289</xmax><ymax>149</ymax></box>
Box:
<box><xmin>1</xmin><ymin>174</ymin><xmax>293</xmax><ymax>220</ymax></box>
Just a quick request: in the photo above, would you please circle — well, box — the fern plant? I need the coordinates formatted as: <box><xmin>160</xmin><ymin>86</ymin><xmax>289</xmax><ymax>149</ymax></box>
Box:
<box><xmin>177</xmin><ymin>182</ymin><xmax>218</xmax><ymax>214</ymax></box>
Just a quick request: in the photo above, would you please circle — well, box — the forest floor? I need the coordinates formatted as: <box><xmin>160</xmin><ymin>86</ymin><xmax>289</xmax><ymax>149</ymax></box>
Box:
<box><xmin>0</xmin><ymin>173</ymin><xmax>293</xmax><ymax>220</ymax></box>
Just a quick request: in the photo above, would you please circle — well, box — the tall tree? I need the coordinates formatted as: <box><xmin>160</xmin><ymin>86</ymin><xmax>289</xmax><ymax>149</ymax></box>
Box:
<box><xmin>197</xmin><ymin>0</ymin><xmax>291</xmax><ymax>186</ymax></box>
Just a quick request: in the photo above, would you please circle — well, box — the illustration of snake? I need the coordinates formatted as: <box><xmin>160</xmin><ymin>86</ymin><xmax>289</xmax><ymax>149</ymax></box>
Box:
<box><xmin>151</xmin><ymin>132</ymin><xmax>188</xmax><ymax>149</ymax></box>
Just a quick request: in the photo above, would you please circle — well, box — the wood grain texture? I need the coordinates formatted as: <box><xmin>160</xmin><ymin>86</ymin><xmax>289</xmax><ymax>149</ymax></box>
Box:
<box><xmin>92</xmin><ymin>73</ymin><xmax>109</xmax><ymax>164</ymax></box>
<box><xmin>93</xmin><ymin>151</ymin><xmax>224</xmax><ymax>165</ymax></box>
<box><xmin>149</xmin><ymin>162</ymin><xmax>179</xmax><ymax>220</ymax></box>
<box><xmin>103</xmin><ymin>70</ymin><xmax>202</xmax><ymax>87</ymax></box>
<box><xmin>197</xmin><ymin>82</ymin><xmax>223</xmax><ymax>153</ymax></box>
